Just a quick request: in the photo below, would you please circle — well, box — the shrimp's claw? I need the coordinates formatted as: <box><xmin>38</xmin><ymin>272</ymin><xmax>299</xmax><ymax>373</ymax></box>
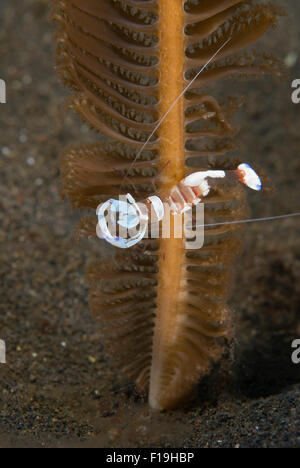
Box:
<box><xmin>237</xmin><ymin>163</ymin><xmax>262</xmax><ymax>191</ymax></box>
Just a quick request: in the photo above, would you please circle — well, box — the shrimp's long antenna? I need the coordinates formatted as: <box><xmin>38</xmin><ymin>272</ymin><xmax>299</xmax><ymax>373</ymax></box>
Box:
<box><xmin>188</xmin><ymin>212</ymin><xmax>300</xmax><ymax>229</ymax></box>
<box><xmin>123</xmin><ymin>36</ymin><xmax>233</xmax><ymax>185</ymax></box>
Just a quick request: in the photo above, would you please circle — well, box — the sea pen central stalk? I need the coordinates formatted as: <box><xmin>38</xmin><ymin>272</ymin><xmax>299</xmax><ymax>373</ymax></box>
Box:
<box><xmin>149</xmin><ymin>0</ymin><xmax>186</xmax><ymax>409</ymax></box>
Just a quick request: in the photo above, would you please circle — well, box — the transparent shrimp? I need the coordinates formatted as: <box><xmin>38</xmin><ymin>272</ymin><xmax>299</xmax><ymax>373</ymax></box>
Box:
<box><xmin>95</xmin><ymin>36</ymin><xmax>300</xmax><ymax>249</ymax></box>
<box><xmin>97</xmin><ymin>163</ymin><xmax>262</xmax><ymax>248</ymax></box>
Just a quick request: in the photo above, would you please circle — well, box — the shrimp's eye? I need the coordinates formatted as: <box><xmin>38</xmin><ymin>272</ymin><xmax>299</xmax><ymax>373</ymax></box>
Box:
<box><xmin>238</xmin><ymin>163</ymin><xmax>262</xmax><ymax>191</ymax></box>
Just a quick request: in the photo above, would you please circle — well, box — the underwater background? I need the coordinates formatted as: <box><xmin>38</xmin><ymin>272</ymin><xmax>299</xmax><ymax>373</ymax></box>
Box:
<box><xmin>0</xmin><ymin>0</ymin><xmax>299</xmax><ymax>447</ymax></box>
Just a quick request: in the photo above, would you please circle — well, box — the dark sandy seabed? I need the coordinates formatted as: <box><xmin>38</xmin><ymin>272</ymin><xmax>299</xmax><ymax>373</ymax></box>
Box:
<box><xmin>0</xmin><ymin>0</ymin><xmax>299</xmax><ymax>448</ymax></box>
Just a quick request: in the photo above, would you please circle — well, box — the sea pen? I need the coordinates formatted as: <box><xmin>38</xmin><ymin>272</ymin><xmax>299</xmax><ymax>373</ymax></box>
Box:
<box><xmin>53</xmin><ymin>0</ymin><xmax>282</xmax><ymax>409</ymax></box>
